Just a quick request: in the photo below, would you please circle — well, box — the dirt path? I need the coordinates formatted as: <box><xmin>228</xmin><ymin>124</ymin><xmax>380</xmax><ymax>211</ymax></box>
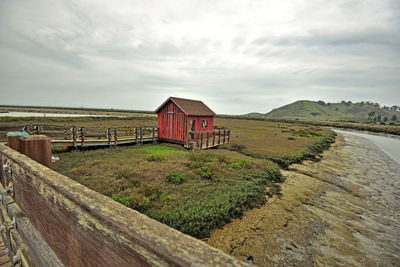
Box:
<box><xmin>207</xmin><ymin>133</ymin><xmax>400</xmax><ymax>266</ymax></box>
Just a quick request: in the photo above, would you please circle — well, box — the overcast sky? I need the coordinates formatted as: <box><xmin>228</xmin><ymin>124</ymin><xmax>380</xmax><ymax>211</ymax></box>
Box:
<box><xmin>0</xmin><ymin>0</ymin><xmax>399</xmax><ymax>114</ymax></box>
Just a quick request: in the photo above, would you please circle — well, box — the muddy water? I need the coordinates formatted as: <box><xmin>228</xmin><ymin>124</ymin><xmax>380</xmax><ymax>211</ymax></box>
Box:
<box><xmin>207</xmin><ymin>133</ymin><xmax>400</xmax><ymax>266</ymax></box>
<box><xmin>0</xmin><ymin>111</ymin><xmax>110</xmax><ymax>117</ymax></box>
<box><xmin>334</xmin><ymin>129</ymin><xmax>400</xmax><ymax>164</ymax></box>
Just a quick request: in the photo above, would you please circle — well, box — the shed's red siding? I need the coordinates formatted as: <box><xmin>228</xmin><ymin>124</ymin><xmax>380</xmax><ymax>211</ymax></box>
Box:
<box><xmin>157</xmin><ymin>100</ymin><xmax>214</xmax><ymax>142</ymax></box>
<box><xmin>188</xmin><ymin>116</ymin><xmax>213</xmax><ymax>132</ymax></box>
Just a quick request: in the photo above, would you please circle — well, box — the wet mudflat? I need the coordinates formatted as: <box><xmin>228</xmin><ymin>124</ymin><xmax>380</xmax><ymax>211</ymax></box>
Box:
<box><xmin>207</xmin><ymin>132</ymin><xmax>400</xmax><ymax>266</ymax></box>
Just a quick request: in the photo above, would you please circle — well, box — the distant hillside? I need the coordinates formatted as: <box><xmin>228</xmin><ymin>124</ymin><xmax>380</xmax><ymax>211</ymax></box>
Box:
<box><xmin>249</xmin><ymin>100</ymin><xmax>399</xmax><ymax>122</ymax></box>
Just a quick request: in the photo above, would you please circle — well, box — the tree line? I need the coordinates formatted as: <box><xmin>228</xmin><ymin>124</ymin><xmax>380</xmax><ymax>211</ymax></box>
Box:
<box><xmin>316</xmin><ymin>100</ymin><xmax>399</xmax><ymax>111</ymax></box>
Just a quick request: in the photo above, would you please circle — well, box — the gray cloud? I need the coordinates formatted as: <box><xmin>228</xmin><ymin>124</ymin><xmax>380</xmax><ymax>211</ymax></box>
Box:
<box><xmin>0</xmin><ymin>0</ymin><xmax>399</xmax><ymax>114</ymax></box>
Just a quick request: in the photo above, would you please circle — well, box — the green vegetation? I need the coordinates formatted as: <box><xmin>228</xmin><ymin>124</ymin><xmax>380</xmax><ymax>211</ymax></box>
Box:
<box><xmin>256</xmin><ymin>100</ymin><xmax>400</xmax><ymax>122</ymax></box>
<box><xmin>166</xmin><ymin>171</ymin><xmax>187</xmax><ymax>184</ymax></box>
<box><xmin>54</xmin><ymin>144</ymin><xmax>283</xmax><ymax>238</ymax></box>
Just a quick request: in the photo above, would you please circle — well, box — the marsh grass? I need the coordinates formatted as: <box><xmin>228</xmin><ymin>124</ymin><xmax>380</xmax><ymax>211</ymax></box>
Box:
<box><xmin>215</xmin><ymin>118</ymin><xmax>336</xmax><ymax>168</ymax></box>
<box><xmin>54</xmin><ymin>144</ymin><xmax>282</xmax><ymax>238</ymax></box>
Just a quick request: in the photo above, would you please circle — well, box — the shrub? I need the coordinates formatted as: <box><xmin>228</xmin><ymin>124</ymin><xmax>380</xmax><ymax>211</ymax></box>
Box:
<box><xmin>194</xmin><ymin>162</ymin><xmax>224</xmax><ymax>180</ymax></box>
<box><xmin>129</xmin><ymin>193</ymin><xmax>151</xmax><ymax>211</ymax></box>
<box><xmin>147</xmin><ymin>154</ymin><xmax>164</xmax><ymax>162</ymax></box>
<box><xmin>228</xmin><ymin>159</ymin><xmax>248</xmax><ymax>169</ymax></box>
<box><xmin>140</xmin><ymin>182</ymin><xmax>162</xmax><ymax>197</ymax></box>
<box><xmin>166</xmin><ymin>171</ymin><xmax>187</xmax><ymax>184</ymax></box>
<box><xmin>111</xmin><ymin>193</ymin><xmax>131</xmax><ymax>207</ymax></box>
<box><xmin>194</xmin><ymin>166</ymin><xmax>213</xmax><ymax>179</ymax></box>
<box><xmin>159</xmin><ymin>192</ymin><xmax>176</xmax><ymax>202</ymax></box>
<box><xmin>146</xmin><ymin>180</ymin><xmax>267</xmax><ymax>239</ymax></box>
<box><xmin>188</xmin><ymin>161</ymin><xmax>202</xmax><ymax>169</ymax></box>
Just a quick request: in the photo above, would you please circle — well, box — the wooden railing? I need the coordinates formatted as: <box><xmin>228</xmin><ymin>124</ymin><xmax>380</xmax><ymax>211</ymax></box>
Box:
<box><xmin>186</xmin><ymin>128</ymin><xmax>230</xmax><ymax>149</ymax></box>
<box><xmin>22</xmin><ymin>124</ymin><xmax>230</xmax><ymax>150</ymax></box>
<box><xmin>23</xmin><ymin>125</ymin><xmax>158</xmax><ymax>148</ymax></box>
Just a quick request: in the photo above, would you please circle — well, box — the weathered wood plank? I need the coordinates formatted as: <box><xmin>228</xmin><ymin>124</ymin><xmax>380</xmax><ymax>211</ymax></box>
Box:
<box><xmin>212</xmin><ymin>131</ymin><xmax>215</xmax><ymax>147</ymax></box>
<box><xmin>72</xmin><ymin>126</ymin><xmax>76</xmax><ymax>148</ymax></box>
<box><xmin>107</xmin><ymin>128</ymin><xmax>111</xmax><ymax>147</ymax></box>
<box><xmin>0</xmin><ymin>185</ymin><xmax>64</xmax><ymax>267</ymax></box>
<box><xmin>200</xmin><ymin>132</ymin><xmax>203</xmax><ymax>149</ymax></box>
<box><xmin>114</xmin><ymin>128</ymin><xmax>117</xmax><ymax>148</ymax></box>
<box><xmin>80</xmin><ymin>127</ymin><xmax>85</xmax><ymax>147</ymax></box>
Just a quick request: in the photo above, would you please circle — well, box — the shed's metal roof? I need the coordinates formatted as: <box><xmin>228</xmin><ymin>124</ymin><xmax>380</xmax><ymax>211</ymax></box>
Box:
<box><xmin>155</xmin><ymin>97</ymin><xmax>216</xmax><ymax>117</ymax></box>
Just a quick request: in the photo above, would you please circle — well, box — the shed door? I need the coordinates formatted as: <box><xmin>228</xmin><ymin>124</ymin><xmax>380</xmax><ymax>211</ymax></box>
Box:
<box><xmin>166</xmin><ymin>110</ymin><xmax>185</xmax><ymax>141</ymax></box>
<box><xmin>167</xmin><ymin>111</ymin><xmax>173</xmax><ymax>139</ymax></box>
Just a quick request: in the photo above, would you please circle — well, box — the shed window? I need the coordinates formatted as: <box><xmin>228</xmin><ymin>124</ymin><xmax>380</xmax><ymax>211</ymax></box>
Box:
<box><xmin>201</xmin><ymin>120</ymin><xmax>207</xmax><ymax>128</ymax></box>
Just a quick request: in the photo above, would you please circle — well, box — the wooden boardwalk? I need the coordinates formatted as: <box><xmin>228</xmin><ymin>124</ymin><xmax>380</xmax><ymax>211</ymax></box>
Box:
<box><xmin>28</xmin><ymin>125</ymin><xmax>159</xmax><ymax>149</ymax></box>
<box><xmin>23</xmin><ymin>125</ymin><xmax>230</xmax><ymax>150</ymax></box>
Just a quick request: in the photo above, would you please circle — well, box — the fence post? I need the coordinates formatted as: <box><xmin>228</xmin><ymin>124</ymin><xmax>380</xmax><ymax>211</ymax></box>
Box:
<box><xmin>227</xmin><ymin>129</ymin><xmax>231</xmax><ymax>143</ymax></box>
<box><xmin>223</xmin><ymin>128</ymin><xmax>226</xmax><ymax>144</ymax></box>
<box><xmin>135</xmin><ymin>127</ymin><xmax>138</xmax><ymax>144</ymax></box>
<box><xmin>196</xmin><ymin>132</ymin><xmax>200</xmax><ymax>149</ymax></box>
<box><xmin>20</xmin><ymin>135</ymin><xmax>52</xmax><ymax>168</ymax></box>
<box><xmin>24</xmin><ymin>124</ymin><xmax>30</xmax><ymax>134</ymax></box>
<box><xmin>6</xmin><ymin>132</ymin><xmax>29</xmax><ymax>152</ymax></box>
<box><xmin>206</xmin><ymin>132</ymin><xmax>209</xmax><ymax>148</ymax></box>
<box><xmin>114</xmin><ymin>128</ymin><xmax>118</xmax><ymax>147</ymax></box>
<box><xmin>140</xmin><ymin>128</ymin><xmax>143</xmax><ymax>145</ymax></box>
<box><xmin>200</xmin><ymin>132</ymin><xmax>203</xmax><ymax>149</ymax></box>
<box><xmin>152</xmin><ymin>127</ymin><xmax>156</xmax><ymax>143</ymax></box>
<box><xmin>80</xmin><ymin>127</ymin><xmax>85</xmax><ymax>148</ymax></box>
<box><xmin>107</xmin><ymin>128</ymin><xmax>111</xmax><ymax>147</ymax></box>
<box><xmin>212</xmin><ymin>130</ymin><xmax>215</xmax><ymax>147</ymax></box>
<box><xmin>72</xmin><ymin>126</ymin><xmax>77</xmax><ymax>148</ymax></box>
<box><xmin>218</xmin><ymin>129</ymin><xmax>221</xmax><ymax>145</ymax></box>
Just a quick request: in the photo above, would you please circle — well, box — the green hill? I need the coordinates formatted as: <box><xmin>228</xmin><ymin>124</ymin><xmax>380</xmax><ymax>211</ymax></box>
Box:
<box><xmin>259</xmin><ymin>100</ymin><xmax>399</xmax><ymax>122</ymax></box>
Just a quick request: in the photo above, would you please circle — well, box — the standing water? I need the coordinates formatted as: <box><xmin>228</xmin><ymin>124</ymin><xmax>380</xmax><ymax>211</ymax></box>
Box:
<box><xmin>0</xmin><ymin>111</ymin><xmax>111</xmax><ymax>117</ymax></box>
<box><xmin>334</xmin><ymin>129</ymin><xmax>400</xmax><ymax>164</ymax></box>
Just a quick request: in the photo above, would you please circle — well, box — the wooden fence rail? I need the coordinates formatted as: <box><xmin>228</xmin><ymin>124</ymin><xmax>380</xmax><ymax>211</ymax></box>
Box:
<box><xmin>186</xmin><ymin>128</ymin><xmax>230</xmax><ymax>149</ymax></box>
<box><xmin>21</xmin><ymin>125</ymin><xmax>230</xmax><ymax>150</ymax></box>
<box><xmin>23</xmin><ymin>125</ymin><xmax>159</xmax><ymax>149</ymax></box>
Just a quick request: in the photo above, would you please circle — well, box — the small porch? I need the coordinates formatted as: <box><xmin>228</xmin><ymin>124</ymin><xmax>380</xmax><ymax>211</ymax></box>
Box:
<box><xmin>184</xmin><ymin>128</ymin><xmax>231</xmax><ymax>149</ymax></box>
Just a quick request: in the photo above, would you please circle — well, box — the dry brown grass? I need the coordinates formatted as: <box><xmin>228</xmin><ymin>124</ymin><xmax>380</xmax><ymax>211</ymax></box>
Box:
<box><xmin>214</xmin><ymin>118</ymin><xmax>334</xmax><ymax>159</ymax></box>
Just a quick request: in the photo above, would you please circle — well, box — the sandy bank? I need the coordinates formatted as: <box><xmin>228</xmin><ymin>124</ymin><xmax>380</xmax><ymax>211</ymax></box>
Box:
<box><xmin>207</xmin><ymin>133</ymin><xmax>400</xmax><ymax>266</ymax></box>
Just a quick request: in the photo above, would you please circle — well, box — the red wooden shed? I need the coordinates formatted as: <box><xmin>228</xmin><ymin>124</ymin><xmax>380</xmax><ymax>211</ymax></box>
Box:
<box><xmin>155</xmin><ymin>97</ymin><xmax>216</xmax><ymax>144</ymax></box>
